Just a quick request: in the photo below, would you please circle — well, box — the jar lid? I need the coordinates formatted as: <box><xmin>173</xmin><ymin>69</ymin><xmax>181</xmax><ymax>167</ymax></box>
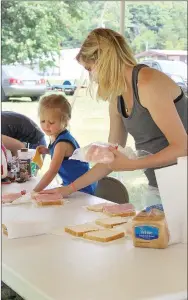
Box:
<box><xmin>20</xmin><ymin>148</ymin><xmax>28</xmax><ymax>152</ymax></box>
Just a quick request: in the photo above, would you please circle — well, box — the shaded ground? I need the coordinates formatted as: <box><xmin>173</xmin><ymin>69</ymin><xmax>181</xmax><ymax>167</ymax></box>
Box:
<box><xmin>1</xmin><ymin>283</ymin><xmax>24</xmax><ymax>300</ymax></box>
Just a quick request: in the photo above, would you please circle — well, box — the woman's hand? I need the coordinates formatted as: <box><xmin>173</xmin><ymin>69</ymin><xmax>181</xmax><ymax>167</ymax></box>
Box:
<box><xmin>108</xmin><ymin>146</ymin><xmax>136</xmax><ymax>171</ymax></box>
<box><xmin>38</xmin><ymin>185</ymin><xmax>72</xmax><ymax>197</ymax></box>
<box><xmin>37</xmin><ymin>145</ymin><xmax>49</xmax><ymax>155</ymax></box>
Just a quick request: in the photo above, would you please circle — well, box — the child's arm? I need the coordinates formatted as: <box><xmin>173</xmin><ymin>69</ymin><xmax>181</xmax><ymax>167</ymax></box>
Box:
<box><xmin>33</xmin><ymin>142</ymin><xmax>67</xmax><ymax>192</ymax></box>
<box><xmin>37</xmin><ymin>98</ymin><xmax>128</xmax><ymax>197</ymax></box>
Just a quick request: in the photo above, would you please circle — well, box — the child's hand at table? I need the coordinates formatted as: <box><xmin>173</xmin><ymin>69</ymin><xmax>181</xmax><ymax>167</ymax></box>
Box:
<box><xmin>38</xmin><ymin>186</ymin><xmax>72</xmax><ymax>197</ymax></box>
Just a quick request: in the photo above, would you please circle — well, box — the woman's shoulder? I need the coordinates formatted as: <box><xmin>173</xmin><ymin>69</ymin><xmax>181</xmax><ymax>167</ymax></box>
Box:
<box><xmin>137</xmin><ymin>66</ymin><xmax>181</xmax><ymax>107</ymax></box>
<box><xmin>138</xmin><ymin>67</ymin><xmax>170</xmax><ymax>85</ymax></box>
<box><xmin>138</xmin><ymin>66</ymin><xmax>179</xmax><ymax>94</ymax></box>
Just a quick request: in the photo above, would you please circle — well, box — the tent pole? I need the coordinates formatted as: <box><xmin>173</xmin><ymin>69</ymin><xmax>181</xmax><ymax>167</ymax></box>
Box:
<box><xmin>120</xmin><ymin>0</ymin><xmax>125</xmax><ymax>36</ymax></box>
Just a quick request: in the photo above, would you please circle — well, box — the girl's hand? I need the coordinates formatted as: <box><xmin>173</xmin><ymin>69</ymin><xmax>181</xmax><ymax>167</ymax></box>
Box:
<box><xmin>108</xmin><ymin>146</ymin><xmax>136</xmax><ymax>171</ymax></box>
<box><xmin>38</xmin><ymin>186</ymin><xmax>72</xmax><ymax>197</ymax></box>
<box><xmin>37</xmin><ymin>145</ymin><xmax>49</xmax><ymax>155</ymax></box>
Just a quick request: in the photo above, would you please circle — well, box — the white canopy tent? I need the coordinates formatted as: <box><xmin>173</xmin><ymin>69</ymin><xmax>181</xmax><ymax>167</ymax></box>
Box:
<box><xmin>120</xmin><ymin>0</ymin><xmax>125</xmax><ymax>35</ymax></box>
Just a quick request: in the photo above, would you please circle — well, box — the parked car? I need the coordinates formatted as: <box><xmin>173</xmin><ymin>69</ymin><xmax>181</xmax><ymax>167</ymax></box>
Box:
<box><xmin>47</xmin><ymin>80</ymin><xmax>77</xmax><ymax>96</ymax></box>
<box><xmin>168</xmin><ymin>74</ymin><xmax>187</xmax><ymax>95</ymax></box>
<box><xmin>1</xmin><ymin>65</ymin><xmax>47</xmax><ymax>102</ymax></box>
<box><xmin>141</xmin><ymin>60</ymin><xmax>187</xmax><ymax>95</ymax></box>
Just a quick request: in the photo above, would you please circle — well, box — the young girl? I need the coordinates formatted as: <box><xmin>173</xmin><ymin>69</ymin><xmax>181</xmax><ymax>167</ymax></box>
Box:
<box><xmin>33</xmin><ymin>94</ymin><xmax>97</xmax><ymax>194</ymax></box>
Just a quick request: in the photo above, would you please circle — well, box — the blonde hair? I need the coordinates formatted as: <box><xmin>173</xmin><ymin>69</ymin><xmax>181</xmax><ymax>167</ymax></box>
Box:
<box><xmin>76</xmin><ymin>28</ymin><xmax>137</xmax><ymax>101</ymax></box>
<box><xmin>38</xmin><ymin>94</ymin><xmax>71</xmax><ymax>127</ymax></box>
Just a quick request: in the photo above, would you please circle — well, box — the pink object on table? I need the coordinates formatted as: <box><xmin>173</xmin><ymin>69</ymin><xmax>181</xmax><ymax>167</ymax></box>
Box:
<box><xmin>2</xmin><ymin>190</ymin><xmax>26</xmax><ymax>203</ymax></box>
<box><xmin>34</xmin><ymin>193</ymin><xmax>63</xmax><ymax>201</ymax></box>
<box><xmin>85</xmin><ymin>145</ymin><xmax>114</xmax><ymax>164</ymax></box>
<box><xmin>103</xmin><ymin>203</ymin><xmax>136</xmax><ymax>216</ymax></box>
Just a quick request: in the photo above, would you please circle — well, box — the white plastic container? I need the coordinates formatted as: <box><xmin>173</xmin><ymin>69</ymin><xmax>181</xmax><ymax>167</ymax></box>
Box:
<box><xmin>18</xmin><ymin>148</ymin><xmax>33</xmax><ymax>160</ymax></box>
<box><xmin>155</xmin><ymin>156</ymin><xmax>187</xmax><ymax>245</ymax></box>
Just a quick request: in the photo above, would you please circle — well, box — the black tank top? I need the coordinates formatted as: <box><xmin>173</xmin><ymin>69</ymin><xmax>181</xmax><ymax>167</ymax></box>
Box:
<box><xmin>117</xmin><ymin>64</ymin><xmax>187</xmax><ymax>187</ymax></box>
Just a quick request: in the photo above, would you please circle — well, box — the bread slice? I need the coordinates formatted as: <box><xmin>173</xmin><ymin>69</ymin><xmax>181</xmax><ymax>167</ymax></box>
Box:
<box><xmin>36</xmin><ymin>199</ymin><xmax>63</xmax><ymax>206</ymax></box>
<box><xmin>103</xmin><ymin>203</ymin><xmax>136</xmax><ymax>217</ymax></box>
<box><xmin>95</xmin><ymin>216</ymin><xmax>129</xmax><ymax>228</ymax></box>
<box><xmin>33</xmin><ymin>193</ymin><xmax>64</xmax><ymax>206</ymax></box>
<box><xmin>65</xmin><ymin>223</ymin><xmax>99</xmax><ymax>237</ymax></box>
<box><xmin>86</xmin><ymin>203</ymin><xmax>114</xmax><ymax>212</ymax></box>
<box><xmin>105</xmin><ymin>211</ymin><xmax>136</xmax><ymax>217</ymax></box>
<box><xmin>83</xmin><ymin>229</ymin><xmax>125</xmax><ymax>242</ymax></box>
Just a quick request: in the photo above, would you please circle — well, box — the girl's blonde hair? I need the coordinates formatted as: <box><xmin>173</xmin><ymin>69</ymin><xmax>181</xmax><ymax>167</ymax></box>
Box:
<box><xmin>76</xmin><ymin>28</ymin><xmax>137</xmax><ymax>101</ymax></box>
<box><xmin>38</xmin><ymin>94</ymin><xmax>71</xmax><ymax>127</ymax></box>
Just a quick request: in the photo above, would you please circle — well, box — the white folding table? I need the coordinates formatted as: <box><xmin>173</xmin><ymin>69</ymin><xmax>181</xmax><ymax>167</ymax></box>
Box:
<box><xmin>2</xmin><ymin>179</ymin><xmax>187</xmax><ymax>300</ymax></box>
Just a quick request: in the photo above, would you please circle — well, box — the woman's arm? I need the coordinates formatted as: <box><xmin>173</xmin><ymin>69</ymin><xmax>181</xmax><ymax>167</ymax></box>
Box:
<box><xmin>109</xmin><ymin>69</ymin><xmax>187</xmax><ymax>171</ymax></box>
<box><xmin>71</xmin><ymin>98</ymin><xmax>128</xmax><ymax>189</ymax></box>
<box><xmin>33</xmin><ymin>142</ymin><xmax>67</xmax><ymax>192</ymax></box>
<box><xmin>1</xmin><ymin>135</ymin><xmax>25</xmax><ymax>156</ymax></box>
<box><xmin>108</xmin><ymin>97</ymin><xmax>128</xmax><ymax>146</ymax></box>
<box><xmin>63</xmin><ymin>100</ymin><xmax>125</xmax><ymax>190</ymax></box>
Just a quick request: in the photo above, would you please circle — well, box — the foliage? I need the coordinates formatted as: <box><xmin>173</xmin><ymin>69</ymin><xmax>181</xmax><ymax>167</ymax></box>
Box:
<box><xmin>1</xmin><ymin>0</ymin><xmax>81</xmax><ymax>68</ymax></box>
<box><xmin>2</xmin><ymin>1</ymin><xmax>187</xmax><ymax>69</ymax></box>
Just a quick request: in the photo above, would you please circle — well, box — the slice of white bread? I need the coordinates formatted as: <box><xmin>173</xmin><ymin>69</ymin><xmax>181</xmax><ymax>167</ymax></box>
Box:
<box><xmin>86</xmin><ymin>203</ymin><xmax>114</xmax><ymax>212</ymax></box>
<box><xmin>95</xmin><ymin>216</ymin><xmax>129</xmax><ymax>228</ymax></box>
<box><xmin>65</xmin><ymin>223</ymin><xmax>99</xmax><ymax>237</ymax></box>
<box><xmin>105</xmin><ymin>211</ymin><xmax>136</xmax><ymax>217</ymax></box>
<box><xmin>32</xmin><ymin>193</ymin><xmax>64</xmax><ymax>206</ymax></box>
<box><xmin>36</xmin><ymin>199</ymin><xmax>64</xmax><ymax>206</ymax></box>
<box><xmin>83</xmin><ymin>229</ymin><xmax>125</xmax><ymax>242</ymax></box>
<box><xmin>34</xmin><ymin>193</ymin><xmax>63</xmax><ymax>201</ymax></box>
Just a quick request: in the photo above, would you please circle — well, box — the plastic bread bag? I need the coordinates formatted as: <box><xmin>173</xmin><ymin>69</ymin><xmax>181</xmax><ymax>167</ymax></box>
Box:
<box><xmin>69</xmin><ymin>142</ymin><xmax>151</xmax><ymax>165</ymax></box>
<box><xmin>138</xmin><ymin>204</ymin><xmax>164</xmax><ymax>217</ymax></box>
<box><xmin>69</xmin><ymin>142</ymin><xmax>116</xmax><ymax>163</ymax></box>
<box><xmin>125</xmin><ymin>178</ymin><xmax>162</xmax><ymax>212</ymax></box>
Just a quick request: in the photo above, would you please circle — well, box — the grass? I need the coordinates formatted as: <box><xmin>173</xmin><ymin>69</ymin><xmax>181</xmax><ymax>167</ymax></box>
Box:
<box><xmin>2</xmin><ymin>89</ymin><xmax>149</xmax><ymax>210</ymax></box>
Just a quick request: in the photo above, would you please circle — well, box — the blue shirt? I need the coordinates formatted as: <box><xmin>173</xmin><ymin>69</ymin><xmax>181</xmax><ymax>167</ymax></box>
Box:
<box><xmin>48</xmin><ymin>130</ymin><xmax>97</xmax><ymax>195</ymax></box>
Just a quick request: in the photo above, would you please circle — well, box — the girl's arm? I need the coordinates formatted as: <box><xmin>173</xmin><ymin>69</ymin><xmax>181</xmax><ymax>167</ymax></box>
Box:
<box><xmin>33</xmin><ymin>142</ymin><xmax>67</xmax><ymax>192</ymax></box>
<box><xmin>38</xmin><ymin>99</ymin><xmax>128</xmax><ymax>196</ymax></box>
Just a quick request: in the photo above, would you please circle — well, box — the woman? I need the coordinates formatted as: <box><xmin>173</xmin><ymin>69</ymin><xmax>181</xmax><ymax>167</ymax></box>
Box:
<box><xmin>39</xmin><ymin>28</ymin><xmax>187</xmax><ymax>196</ymax></box>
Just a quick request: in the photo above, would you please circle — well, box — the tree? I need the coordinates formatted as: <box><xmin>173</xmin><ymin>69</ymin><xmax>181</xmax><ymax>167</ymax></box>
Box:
<box><xmin>60</xmin><ymin>1</ymin><xmax>105</xmax><ymax>48</ymax></box>
<box><xmin>125</xmin><ymin>1</ymin><xmax>187</xmax><ymax>52</ymax></box>
<box><xmin>1</xmin><ymin>1</ymin><xmax>81</xmax><ymax>69</ymax></box>
<box><xmin>157</xmin><ymin>1</ymin><xmax>187</xmax><ymax>50</ymax></box>
<box><xmin>2</xmin><ymin>1</ymin><xmax>187</xmax><ymax>69</ymax></box>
